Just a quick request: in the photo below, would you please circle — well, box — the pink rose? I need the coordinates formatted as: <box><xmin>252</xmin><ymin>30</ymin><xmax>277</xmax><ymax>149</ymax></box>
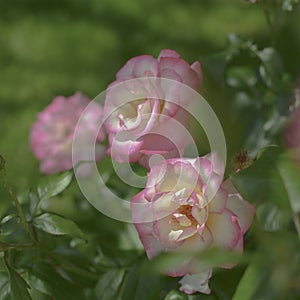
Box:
<box><xmin>131</xmin><ymin>154</ymin><xmax>255</xmax><ymax>294</ymax></box>
<box><xmin>285</xmin><ymin>105</ymin><xmax>300</xmax><ymax>165</ymax></box>
<box><xmin>30</xmin><ymin>92</ymin><xmax>106</xmax><ymax>174</ymax></box>
<box><xmin>103</xmin><ymin>49</ymin><xmax>202</xmax><ymax>168</ymax></box>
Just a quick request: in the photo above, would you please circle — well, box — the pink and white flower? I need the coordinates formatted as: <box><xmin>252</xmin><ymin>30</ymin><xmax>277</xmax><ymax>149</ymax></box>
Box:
<box><xmin>103</xmin><ymin>49</ymin><xmax>202</xmax><ymax>168</ymax></box>
<box><xmin>30</xmin><ymin>92</ymin><xmax>106</xmax><ymax>174</ymax></box>
<box><xmin>131</xmin><ymin>154</ymin><xmax>255</xmax><ymax>294</ymax></box>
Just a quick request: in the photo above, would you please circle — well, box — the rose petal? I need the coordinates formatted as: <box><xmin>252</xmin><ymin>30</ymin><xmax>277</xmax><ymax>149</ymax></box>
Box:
<box><xmin>222</xmin><ymin>180</ymin><xmax>256</xmax><ymax>234</ymax></box>
<box><xmin>116</xmin><ymin>55</ymin><xmax>158</xmax><ymax>80</ymax></box>
<box><xmin>158</xmin><ymin>49</ymin><xmax>180</xmax><ymax>60</ymax></box>
<box><xmin>190</xmin><ymin>61</ymin><xmax>203</xmax><ymax>85</ymax></box>
<box><xmin>176</xmin><ymin>226</ymin><xmax>198</xmax><ymax>241</ymax></box>
<box><xmin>179</xmin><ymin>270</ymin><xmax>212</xmax><ymax>295</ymax></box>
<box><xmin>108</xmin><ymin>131</ymin><xmax>144</xmax><ymax>163</ymax></box>
<box><xmin>191</xmin><ymin>205</ymin><xmax>207</xmax><ymax>225</ymax></box>
<box><xmin>179</xmin><ymin>227</ymin><xmax>213</xmax><ymax>253</ymax></box>
<box><xmin>226</xmin><ymin>194</ymin><xmax>256</xmax><ymax>234</ymax></box>
<box><xmin>153</xmin><ymin>216</ymin><xmax>184</xmax><ymax>249</ymax></box>
<box><xmin>134</xmin><ymin>222</ymin><xmax>164</xmax><ymax>259</ymax></box>
<box><xmin>208</xmin><ymin>187</ymin><xmax>228</xmax><ymax>214</ymax></box>
<box><xmin>159</xmin><ymin>57</ymin><xmax>201</xmax><ymax>90</ymax></box>
<box><xmin>207</xmin><ymin>209</ymin><xmax>241</xmax><ymax>249</ymax></box>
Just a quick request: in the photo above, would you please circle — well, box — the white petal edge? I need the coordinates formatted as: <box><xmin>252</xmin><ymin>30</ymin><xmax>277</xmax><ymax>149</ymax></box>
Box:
<box><xmin>179</xmin><ymin>270</ymin><xmax>212</xmax><ymax>295</ymax></box>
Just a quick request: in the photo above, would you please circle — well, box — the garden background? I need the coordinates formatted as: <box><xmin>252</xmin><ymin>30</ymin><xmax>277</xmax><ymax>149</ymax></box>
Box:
<box><xmin>0</xmin><ymin>0</ymin><xmax>300</xmax><ymax>299</ymax></box>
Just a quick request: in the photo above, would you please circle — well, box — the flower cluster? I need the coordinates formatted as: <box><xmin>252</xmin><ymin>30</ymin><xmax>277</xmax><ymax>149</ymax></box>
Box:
<box><xmin>30</xmin><ymin>49</ymin><xmax>255</xmax><ymax>295</ymax></box>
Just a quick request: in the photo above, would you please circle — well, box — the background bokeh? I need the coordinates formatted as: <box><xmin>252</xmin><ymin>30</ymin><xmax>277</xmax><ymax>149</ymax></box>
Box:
<box><xmin>0</xmin><ymin>1</ymin><xmax>300</xmax><ymax>299</ymax></box>
<box><xmin>0</xmin><ymin>0</ymin><xmax>299</xmax><ymax>218</ymax></box>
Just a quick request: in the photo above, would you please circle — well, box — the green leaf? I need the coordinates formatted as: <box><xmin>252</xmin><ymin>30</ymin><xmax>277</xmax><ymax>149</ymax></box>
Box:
<box><xmin>0</xmin><ymin>214</ymin><xmax>20</xmax><ymax>237</ymax></box>
<box><xmin>231</xmin><ymin>147</ymin><xmax>300</xmax><ymax>232</ymax></box>
<box><xmin>33</xmin><ymin>213</ymin><xmax>84</xmax><ymax>239</ymax></box>
<box><xmin>232</xmin><ymin>260</ymin><xmax>267</xmax><ymax>300</ymax></box>
<box><xmin>275</xmin><ymin>150</ymin><xmax>300</xmax><ymax>213</ymax></box>
<box><xmin>26</xmin><ymin>261</ymin><xmax>84</xmax><ymax>300</ymax></box>
<box><xmin>153</xmin><ymin>247</ymin><xmax>243</xmax><ymax>275</ymax></box>
<box><xmin>37</xmin><ymin>170</ymin><xmax>73</xmax><ymax>202</ymax></box>
<box><xmin>256</xmin><ymin>202</ymin><xmax>290</xmax><ymax>231</ymax></box>
<box><xmin>210</xmin><ymin>267</ymin><xmax>245</xmax><ymax>300</ymax></box>
<box><xmin>7</xmin><ymin>265</ymin><xmax>32</xmax><ymax>300</ymax></box>
<box><xmin>0</xmin><ymin>272</ymin><xmax>10</xmax><ymax>300</ymax></box>
<box><xmin>165</xmin><ymin>290</ymin><xmax>188</xmax><ymax>300</ymax></box>
<box><xmin>122</xmin><ymin>264</ymin><xmax>161</xmax><ymax>300</ymax></box>
<box><xmin>28</xmin><ymin>189</ymin><xmax>40</xmax><ymax>216</ymax></box>
<box><xmin>0</xmin><ymin>214</ymin><xmax>18</xmax><ymax>225</ymax></box>
<box><xmin>257</xmin><ymin>48</ymin><xmax>284</xmax><ymax>91</ymax></box>
<box><xmin>94</xmin><ymin>268</ymin><xmax>126</xmax><ymax>300</ymax></box>
<box><xmin>231</xmin><ymin>147</ymin><xmax>292</xmax><ymax>210</ymax></box>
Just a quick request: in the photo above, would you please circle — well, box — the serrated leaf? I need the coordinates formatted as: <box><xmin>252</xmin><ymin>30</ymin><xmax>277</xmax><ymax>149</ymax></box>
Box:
<box><xmin>33</xmin><ymin>213</ymin><xmax>84</xmax><ymax>239</ymax></box>
<box><xmin>7</xmin><ymin>265</ymin><xmax>32</xmax><ymax>300</ymax></box>
<box><xmin>37</xmin><ymin>170</ymin><xmax>73</xmax><ymax>202</ymax></box>
<box><xmin>165</xmin><ymin>289</ymin><xmax>188</xmax><ymax>300</ymax></box>
<box><xmin>28</xmin><ymin>189</ymin><xmax>40</xmax><ymax>216</ymax></box>
<box><xmin>95</xmin><ymin>268</ymin><xmax>126</xmax><ymax>300</ymax></box>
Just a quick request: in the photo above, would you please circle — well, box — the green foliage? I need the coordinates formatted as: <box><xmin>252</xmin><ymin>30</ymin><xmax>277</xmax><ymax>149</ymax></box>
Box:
<box><xmin>231</xmin><ymin>259</ymin><xmax>266</xmax><ymax>300</ymax></box>
<box><xmin>30</xmin><ymin>170</ymin><xmax>73</xmax><ymax>216</ymax></box>
<box><xmin>231</xmin><ymin>147</ymin><xmax>300</xmax><ymax>298</ymax></box>
<box><xmin>165</xmin><ymin>290</ymin><xmax>188</xmax><ymax>300</ymax></box>
<box><xmin>0</xmin><ymin>0</ymin><xmax>300</xmax><ymax>299</ymax></box>
<box><xmin>95</xmin><ymin>269</ymin><xmax>126</xmax><ymax>300</ymax></box>
<box><xmin>37</xmin><ymin>171</ymin><xmax>73</xmax><ymax>203</ymax></box>
<box><xmin>6</xmin><ymin>264</ymin><xmax>31</xmax><ymax>300</ymax></box>
<box><xmin>25</xmin><ymin>261</ymin><xmax>84</xmax><ymax>300</ymax></box>
<box><xmin>33</xmin><ymin>213</ymin><xmax>84</xmax><ymax>239</ymax></box>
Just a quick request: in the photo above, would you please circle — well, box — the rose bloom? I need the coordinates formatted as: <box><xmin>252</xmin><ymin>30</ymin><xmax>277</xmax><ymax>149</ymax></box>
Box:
<box><xmin>131</xmin><ymin>154</ymin><xmax>255</xmax><ymax>294</ymax></box>
<box><xmin>285</xmin><ymin>104</ymin><xmax>300</xmax><ymax>166</ymax></box>
<box><xmin>103</xmin><ymin>49</ymin><xmax>202</xmax><ymax>168</ymax></box>
<box><xmin>30</xmin><ymin>92</ymin><xmax>106</xmax><ymax>174</ymax></box>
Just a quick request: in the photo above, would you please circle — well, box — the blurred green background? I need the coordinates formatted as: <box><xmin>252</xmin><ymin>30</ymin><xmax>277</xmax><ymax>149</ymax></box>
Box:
<box><xmin>0</xmin><ymin>0</ymin><xmax>299</xmax><ymax>207</ymax></box>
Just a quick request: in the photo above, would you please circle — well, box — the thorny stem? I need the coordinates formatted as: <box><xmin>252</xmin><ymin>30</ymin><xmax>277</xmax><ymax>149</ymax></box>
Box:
<box><xmin>0</xmin><ymin>155</ymin><xmax>35</xmax><ymax>241</ymax></box>
<box><xmin>0</xmin><ymin>241</ymin><xmax>37</xmax><ymax>251</ymax></box>
<box><xmin>32</xmin><ymin>225</ymin><xmax>40</xmax><ymax>242</ymax></box>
